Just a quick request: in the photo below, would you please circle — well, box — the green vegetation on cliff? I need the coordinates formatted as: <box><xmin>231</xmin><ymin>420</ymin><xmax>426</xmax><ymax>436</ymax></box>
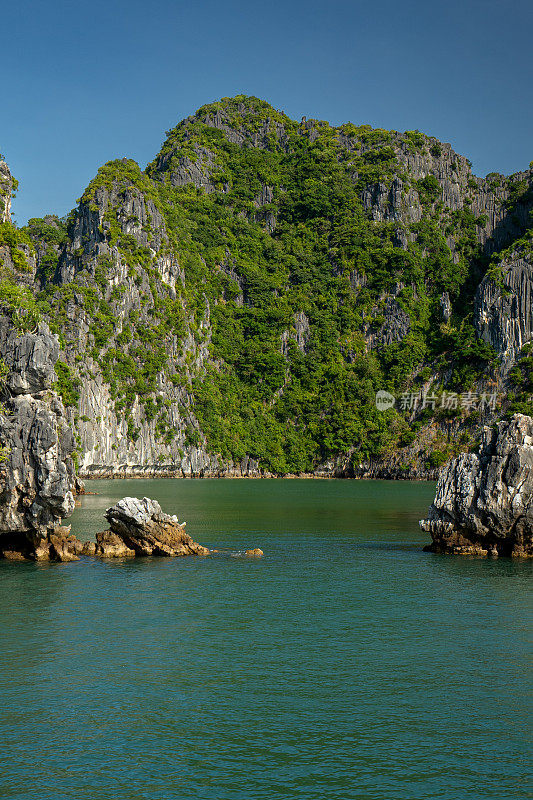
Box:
<box><xmin>0</xmin><ymin>220</ymin><xmax>47</xmax><ymax>330</ymax></box>
<box><xmin>9</xmin><ymin>96</ymin><xmax>532</xmax><ymax>473</ymax></box>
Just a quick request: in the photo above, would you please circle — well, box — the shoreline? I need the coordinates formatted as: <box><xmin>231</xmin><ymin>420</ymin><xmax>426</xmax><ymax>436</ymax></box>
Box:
<box><xmin>78</xmin><ymin>469</ymin><xmax>438</xmax><ymax>483</ymax></box>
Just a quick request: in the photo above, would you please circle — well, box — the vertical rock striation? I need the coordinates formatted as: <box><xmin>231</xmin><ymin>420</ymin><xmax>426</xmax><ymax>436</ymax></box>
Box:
<box><xmin>475</xmin><ymin>253</ymin><xmax>533</xmax><ymax>372</ymax></box>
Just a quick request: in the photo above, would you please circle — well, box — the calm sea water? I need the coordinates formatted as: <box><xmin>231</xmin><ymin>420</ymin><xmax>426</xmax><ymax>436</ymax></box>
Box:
<box><xmin>0</xmin><ymin>479</ymin><xmax>531</xmax><ymax>800</ymax></box>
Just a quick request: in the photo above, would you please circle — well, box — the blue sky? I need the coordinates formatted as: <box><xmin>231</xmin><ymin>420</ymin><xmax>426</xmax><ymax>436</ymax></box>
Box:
<box><xmin>2</xmin><ymin>0</ymin><xmax>531</xmax><ymax>223</ymax></box>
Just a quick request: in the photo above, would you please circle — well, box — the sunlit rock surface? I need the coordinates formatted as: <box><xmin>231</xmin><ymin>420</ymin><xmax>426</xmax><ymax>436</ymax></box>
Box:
<box><xmin>420</xmin><ymin>414</ymin><xmax>533</xmax><ymax>556</ymax></box>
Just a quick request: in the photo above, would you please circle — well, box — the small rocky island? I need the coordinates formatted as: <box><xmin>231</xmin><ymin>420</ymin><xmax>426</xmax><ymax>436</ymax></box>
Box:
<box><xmin>86</xmin><ymin>496</ymin><xmax>209</xmax><ymax>558</ymax></box>
<box><xmin>420</xmin><ymin>414</ymin><xmax>533</xmax><ymax>557</ymax></box>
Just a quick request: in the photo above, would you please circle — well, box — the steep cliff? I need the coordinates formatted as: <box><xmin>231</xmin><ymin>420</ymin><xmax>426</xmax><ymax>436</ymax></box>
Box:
<box><xmin>4</xmin><ymin>96</ymin><xmax>532</xmax><ymax>477</ymax></box>
<box><xmin>29</xmin><ymin>162</ymin><xmax>262</xmax><ymax>477</ymax></box>
<box><xmin>475</xmin><ymin>235</ymin><xmax>533</xmax><ymax>372</ymax></box>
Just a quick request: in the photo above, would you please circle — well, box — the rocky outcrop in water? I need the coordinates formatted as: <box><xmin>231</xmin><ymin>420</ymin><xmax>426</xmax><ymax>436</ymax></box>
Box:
<box><xmin>0</xmin><ymin>525</ymin><xmax>84</xmax><ymax>562</ymax></box>
<box><xmin>50</xmin><ymin>103</ymin><xmax>530</xmax><ymax>478</ymax></box>
<box><xmin>0</xmin><ymin>319</ymin><xmax>78</xmax><ymax>560</ymax></box>
<box><xmin>420</xmin><ymin>414</ymin><xmax>533</xmax><ymax>556</ymax></box>
<box><xmin>92</xmin><ymin>496</ymin><xmax>209</xmax><ymax>557</ymax></box>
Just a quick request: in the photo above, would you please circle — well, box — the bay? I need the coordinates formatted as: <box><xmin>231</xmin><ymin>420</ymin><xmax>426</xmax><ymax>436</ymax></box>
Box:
<box><xmin>0</xmin><ymin>479</ymin><xmax>531</xmax><ymax>800</ymax></box>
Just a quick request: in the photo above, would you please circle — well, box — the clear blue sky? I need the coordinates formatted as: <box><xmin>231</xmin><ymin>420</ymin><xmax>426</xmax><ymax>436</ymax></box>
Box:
<box><xmin>2</xmin><ymin>0</ymin><xmax>531</xmax><ymax>224</ymax></box>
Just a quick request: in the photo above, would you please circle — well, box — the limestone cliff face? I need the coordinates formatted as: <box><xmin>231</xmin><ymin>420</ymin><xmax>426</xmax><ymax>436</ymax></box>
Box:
<box><xmin>151</xmin><ymin>101</ymin><xmax>533</xmax><ymax>259</ymax></box>
<box><xmin>45</xmin><ymin>171</ymin><xmax>262</xmax><ymax>477</ymax></box>
<box><xmin>0</xmin><ymin>172</ymin><xmax>78</xmax><ymax>552</ymax></box>
<box><xmin>56</xmin><ymin>179</ymin><xmax>173</xmax><ymax>285</ymax></box>
<box><xmin>0</xmin><ymin>160</ymin><xmax>12</xmax><ymax>223</ymax></box>
<box><xmin>43</xmin><ymin>103</ymin><xmax>533</xmax><ymax>477</ymax></box>
<box><xmin>364</xmin><ymin>151</ymin><xmax>532</xmax><ymax>257</ymax></box>
<box><xmin>420</xmin><ymin>414</ymin><xmax>533</xmax><ymax>556</ymax></box>
<box><xmin>0</xmin><ymin>317</ymin><xmax>76</xmax><ymax>555</ymax></box>
<box><xmin>475</xmin><ymin>251</ymin><xmax>533</xmax><ymax>371</ymax></box>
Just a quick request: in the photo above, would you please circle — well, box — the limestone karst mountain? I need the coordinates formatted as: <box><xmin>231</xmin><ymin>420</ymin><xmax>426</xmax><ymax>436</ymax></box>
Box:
<box><xmin>0</xmin><ymin>96</ymin><xmax>532</xmax><ymax>483</ymax></box>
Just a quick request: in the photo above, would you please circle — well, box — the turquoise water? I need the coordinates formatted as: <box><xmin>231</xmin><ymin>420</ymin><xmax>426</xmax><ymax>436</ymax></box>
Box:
<box><xmin>0</xmin><ymin>479</ymin><xmax>531</xmax><ymax>800</ymax></box>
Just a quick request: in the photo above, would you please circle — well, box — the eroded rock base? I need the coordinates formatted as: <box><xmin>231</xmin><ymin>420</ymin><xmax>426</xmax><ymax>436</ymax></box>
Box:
<box><xmin>422</xmin><ymin>522</ymin><xmax>532</xmax><ymax>557</ymax></box>
<box><xmin>0</xmin><ymin>526</ymin><xmax>84</xmax><ymax>562</ymax></box>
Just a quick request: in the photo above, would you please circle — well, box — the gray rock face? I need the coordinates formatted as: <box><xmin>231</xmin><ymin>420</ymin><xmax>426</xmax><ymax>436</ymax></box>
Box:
<box><xmin>47</xmin><ymin>175</ymin><xmax>271</xmax><ymax>479</ymax></box>
<box><xmin>281</xmin><ymin>311</ymin><xmax>311</xmax><ymax>356</ymax></box>
<box><xmin>49</xmin><ymin>174</ymin><xmax>217</xmax><ymax>476</ymax></box>
<box><xmin>56</xmin><ymin>178</ymin><xmax>173</xmax><ymax>286</ymax></box>
<box><xmin>106</xmin><ymin>496</ymin><xmax>171</xmax><ymax>529</ymax></box>
<box><xmin>368</xmin><ymin>294</ymin><xmax>412</xmax><ymax>349</ymax></box>
<box><xmin>95</xmin><ymin>496</ymin><xmax>209</xmax><ymax>557</ymax></box>
<box><xmin>0</xmin><ymin>320</ymin><xmax>60</xmax><ymax>395</ymax></box>
<box><xmin>439</xmin><ymin>292</ymin><xmax>452</xmax><ymax>322</ymax></box>
<box><xmin>362</xmin><ymin>149</ymin><xmax>532</xmax><ymax>259</ymax></box>
<box><xmin>475</xmin><ymin>254</ymin><xmax>533</xmax><ymax>371</ymax></box>
<box><xmin>153</xmin><ymin>146</ymin><xmax>218</xmax><ymax>193</ymax></box>
<box><xmin>0</xmin><ymin>160</ymin><xmax>12</xmax><ymax>223</ymax></box>
<box><xmin>420</xmin><ymin>414</ymin><xmax>533</xmax><ymax>556</ymax></box>
<box><xmin>0</xmin><ymin>318</ymin><xmax>77</xmax><ymax>559</ymax></box>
